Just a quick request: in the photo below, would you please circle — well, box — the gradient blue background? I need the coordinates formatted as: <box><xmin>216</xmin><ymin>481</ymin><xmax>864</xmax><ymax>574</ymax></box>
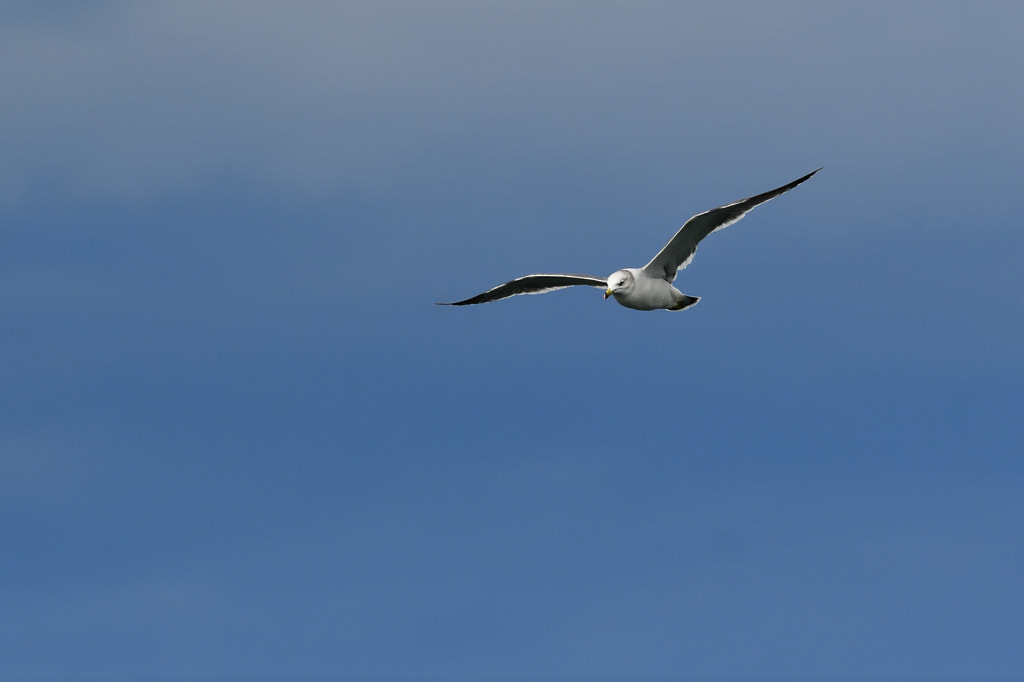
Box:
<box><xmin>2</xmin><ymin>3</ymin><xmax>1022</xmax><ymax>680</ymax></box>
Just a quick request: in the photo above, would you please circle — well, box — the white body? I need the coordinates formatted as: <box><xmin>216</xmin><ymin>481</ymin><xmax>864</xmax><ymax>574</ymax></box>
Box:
<box><xmin>607</xmin><ymin>268</ymin><xmax>691</xmax><ymax>311</ymax></box>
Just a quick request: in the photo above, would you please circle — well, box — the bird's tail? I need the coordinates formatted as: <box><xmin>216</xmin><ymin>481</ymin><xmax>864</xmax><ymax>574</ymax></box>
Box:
<box><xmin>669</xmin><ymin>295</ymin><xmax>700</xmax><ymax>311</ymax></box>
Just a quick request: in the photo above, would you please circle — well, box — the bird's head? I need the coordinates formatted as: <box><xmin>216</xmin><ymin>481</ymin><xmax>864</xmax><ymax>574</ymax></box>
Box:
<box><xmin>604</xmin><ymin>269</ymin><xmax>634</xmax><ymax>299</ymax></box>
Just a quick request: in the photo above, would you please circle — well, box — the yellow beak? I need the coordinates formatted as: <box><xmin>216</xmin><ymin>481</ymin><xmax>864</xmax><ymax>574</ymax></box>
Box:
<box><xmin>604</xmin><ymin>288</ymin><xmax>613</xmax><ymax>299</ymax></box>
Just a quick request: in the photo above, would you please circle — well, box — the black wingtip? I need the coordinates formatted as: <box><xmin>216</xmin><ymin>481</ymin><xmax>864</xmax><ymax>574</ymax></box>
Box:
<box><xmin>777</xmin><ymin>168</ymin><xmax>822</xmax><ymax>194</ymax></box>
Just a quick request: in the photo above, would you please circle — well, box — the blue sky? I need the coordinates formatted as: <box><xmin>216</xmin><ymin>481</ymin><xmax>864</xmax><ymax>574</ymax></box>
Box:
<box><xmin>2</xmin><ymin>2</ymin><xmax>1022</xmax><ymax>680</ymax></box>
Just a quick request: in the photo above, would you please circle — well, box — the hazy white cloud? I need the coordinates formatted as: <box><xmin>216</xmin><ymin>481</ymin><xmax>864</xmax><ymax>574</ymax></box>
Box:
<box><xmin>2</xmin><ymin>2</ymin><xmax>1020</xmax><ymax>205</ymax></box>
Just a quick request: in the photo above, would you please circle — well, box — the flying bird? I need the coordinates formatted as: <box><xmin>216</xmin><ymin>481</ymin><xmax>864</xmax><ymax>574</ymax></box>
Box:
<box><xmin>440</xmin><ymin>169</ymin><xmax>819</xmax><ymax>311</ymax></box>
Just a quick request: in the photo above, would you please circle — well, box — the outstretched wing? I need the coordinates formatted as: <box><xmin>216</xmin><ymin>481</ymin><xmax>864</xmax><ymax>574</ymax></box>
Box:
<box><xmin>642</xmin><ymin>168</ymin><xmax>820</xmax><ymax>282</ymax></box>
<box><xmin>439</xmin><ymin>273</ymin><xmax>607</xmax><ymax>306</ymax></box>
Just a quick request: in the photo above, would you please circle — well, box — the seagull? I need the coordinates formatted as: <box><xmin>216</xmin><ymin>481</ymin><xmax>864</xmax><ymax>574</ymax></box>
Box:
<box><xmin>440</xmin><ymin>169</ymin><xmax>819</xmax><ymax>311</ymax></box>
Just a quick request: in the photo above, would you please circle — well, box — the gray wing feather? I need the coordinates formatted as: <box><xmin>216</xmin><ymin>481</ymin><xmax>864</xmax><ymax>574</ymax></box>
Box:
<box><xmin>642</xmin><ymin>168</ymin><xmax>820</xmax><ymax>282</ymax></box>
<box><xmin>439</xmin><ymin>273</ymin><xmax>607</xmax><ymax>306</ymax></box>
